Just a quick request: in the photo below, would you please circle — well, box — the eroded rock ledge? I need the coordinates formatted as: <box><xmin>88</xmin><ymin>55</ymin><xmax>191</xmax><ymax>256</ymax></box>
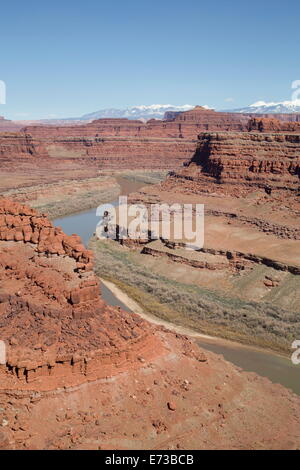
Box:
<box><xmin>0</xmin><ymin>199</ymin><xmax>160</xmax><ymax>386</ymax></box>
<box><xmin>178</xmin><ymin>132</ymin><xmax>300</xmax><ymax>191</ymax></box>
<box><xmin>0</xmin><ymin>200</ymin><xmax>300</xmax><ymax>451</ymax></box>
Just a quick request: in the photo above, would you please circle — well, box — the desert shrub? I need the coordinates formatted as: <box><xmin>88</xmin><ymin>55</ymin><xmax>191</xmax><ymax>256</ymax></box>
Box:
<box><xmin>90</xmin><ymin>237</ymin><xmax>300</xmax><ymax>353</ymax></box>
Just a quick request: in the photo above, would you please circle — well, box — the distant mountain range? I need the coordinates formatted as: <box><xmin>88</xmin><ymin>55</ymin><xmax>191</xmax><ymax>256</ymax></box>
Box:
<box><xmin>225</xmin><ymin>100</ymin><xmax>300</xmax><ymax>114</ymax></box>
<box><xmin>46</xmin><ymin>101</ymin><xmax>300</xmax><ymax>124</ymax></box>
<box><xmin>80</xmin><ymin>104</ymin><xmax>197</xmax><ymax>121</ymax></box>
<box><xmin>5</xmin><ymin>101</ymin><xmax>300</xmax><ymax>128</ymax></box>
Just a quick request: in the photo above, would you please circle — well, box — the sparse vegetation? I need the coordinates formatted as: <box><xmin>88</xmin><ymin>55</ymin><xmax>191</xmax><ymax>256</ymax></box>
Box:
<box><xmin>90</xmin><ymin>237</ymin><xmax>300</xmax><ymax>354</ymax></box>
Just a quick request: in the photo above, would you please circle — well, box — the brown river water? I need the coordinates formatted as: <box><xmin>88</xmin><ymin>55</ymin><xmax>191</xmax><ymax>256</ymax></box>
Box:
<box><xmin>54</xmin><ymin>176</ymin><xmax>300</xmax><ymax>395</ymax></box>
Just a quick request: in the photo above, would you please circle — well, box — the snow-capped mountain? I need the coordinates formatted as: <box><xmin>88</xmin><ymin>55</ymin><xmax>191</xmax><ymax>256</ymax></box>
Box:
<box><xmin>226</xmin><ymin>100</ymin><xmax>300</xmax><ymax>114</ymax></box>
<box><xmin>79</xmin><ymin>104</ymin><xmax>194</xmax><ymax>121</ymax></box>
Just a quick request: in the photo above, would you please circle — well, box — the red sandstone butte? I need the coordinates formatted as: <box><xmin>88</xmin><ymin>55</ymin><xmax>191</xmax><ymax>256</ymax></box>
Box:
<box><xmin>0</xmin><ymin>198</ymin><xmax>300</xmax><ymax>450</ymax></box>
<box><xmin>167</xmin><ymin>131</ymin><xmax>300</xmax><ymax>203</ymax></box>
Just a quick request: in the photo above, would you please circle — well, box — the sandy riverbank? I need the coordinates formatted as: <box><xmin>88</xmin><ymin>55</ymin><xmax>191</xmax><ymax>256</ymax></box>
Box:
<box><xmin>99</xmin><ymin>277</ymin><xmax>289</xmax><ymax>360</ymax></box>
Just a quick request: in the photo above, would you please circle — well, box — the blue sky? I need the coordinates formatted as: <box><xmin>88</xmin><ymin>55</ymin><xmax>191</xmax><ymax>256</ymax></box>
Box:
<box><xmin>1</xmin><ymin>0</ymin><xmax>299</xmax><ymax>119</ymax></box>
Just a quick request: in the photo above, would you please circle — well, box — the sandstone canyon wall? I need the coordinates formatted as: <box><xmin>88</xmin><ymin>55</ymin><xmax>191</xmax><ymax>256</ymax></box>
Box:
<box><xmin>171</xmin><ymin>131</ymin><xmax>300</xmax><ymax>198</ymax></box>
<box><xmin>0</xmin><ymin>199</ymin><xmax>300</xmax><ymax>450</ymax></box>
<box><xmin>123</xmin><ymin>127</ymin><xmax>299</xmax><ymax>354</ymax></box>
<box><xmin>248</xmin><ymin>117</ymin><xmax>300</xmax><ymax>133</ymax></box>
<box><xmin>13</xmin><ymin>107</ymin><xmax>250</xmax><ymax>170</ymax></box>
<box><xmin>1</xmin><ymin>107</ymin><xmax>300</xmax><ymax>174</ymax></box>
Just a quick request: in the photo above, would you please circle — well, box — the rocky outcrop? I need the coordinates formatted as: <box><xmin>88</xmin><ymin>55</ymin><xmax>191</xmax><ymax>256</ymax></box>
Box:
<box><xmin>0</xmin><ymin>199</ymin><xmax>158</xmax><ymax>386</ymax></box>
<box><xmin>141</xmin><ymin>242</ymin><xmax>300</xmax><ymax>274</ymax></box>
<box><xmin>0</xmin><ymin>199</ymin><xmax>300</xmax><ymax>451</ymax></box>
<box><xmin>0</xmin><ymin>199</ymin><xmax>93</xmax><ymax>270</ymax></box>
<box><xmin>158</xmin><ymin>131</ymin><xmax>300</xmax><ymax>240</ymax></box>
<box><xmin>169</xmin><ymin>106</ymin><xmax>249</xmax><ymax>135</ymax></box>
<box><xmin>1</xmin><ymin>325</ymin><xmax>299</xmax><ymax>450</ymax></box>
<box><xmin>172</xmin><ymin>131</ymin><xmax>300</xmax><ymax>194</ymax></box>
<box><xmin>0</xmin><ymin>133</ymin><xmax>41</xmax><ymax>160</ymax></box>
<box><xmin>248</xmin><ymin>117</ymin><xmax>300</xmax><ymax>133</ymax></box>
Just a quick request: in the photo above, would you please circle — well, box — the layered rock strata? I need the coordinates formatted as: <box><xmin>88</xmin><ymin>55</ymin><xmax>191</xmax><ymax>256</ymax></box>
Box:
<box><xmin>0</xmin><ymin>199</ymin><xmax>300</xmax><ymax>450</ymax></box>
<box><xmin>0</xmin><ymin>199</ymin><xmax>158</xmax><ymax>386</ymax></box>
<box><xmin>165</xmin><ymin>132</ymin><xmax>300</xmax><ymax>219</ymax></box>
<box><xmin>248</xmin><ymin>117</ymin><xmax>300</xmax><ymax>133</ymax></box>
<box><xmin>0</xmin><ymin>117</ymin><xmax>23</xmax><ymax>133</ymax></box>
<box><xmin>2</xmin><ymin>107</ymin><xmax>300</xmax><ymax>175</ymax></box>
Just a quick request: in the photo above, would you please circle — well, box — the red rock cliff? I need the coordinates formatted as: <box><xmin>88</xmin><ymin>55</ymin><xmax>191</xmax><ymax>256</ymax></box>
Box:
<box><xmin>0</xmin><ymin>199</ymin><xmax>158</xmax><ymax>386</ymax></box>
<box><xmin>175</xmin><ymin>131</ymin><xmax>300</xmax><ymax>193</ymax></box>
<box><xmin>248</xmin><ymin>117</ymin><xmax>300</xmax><ymax>133</ymax></box>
